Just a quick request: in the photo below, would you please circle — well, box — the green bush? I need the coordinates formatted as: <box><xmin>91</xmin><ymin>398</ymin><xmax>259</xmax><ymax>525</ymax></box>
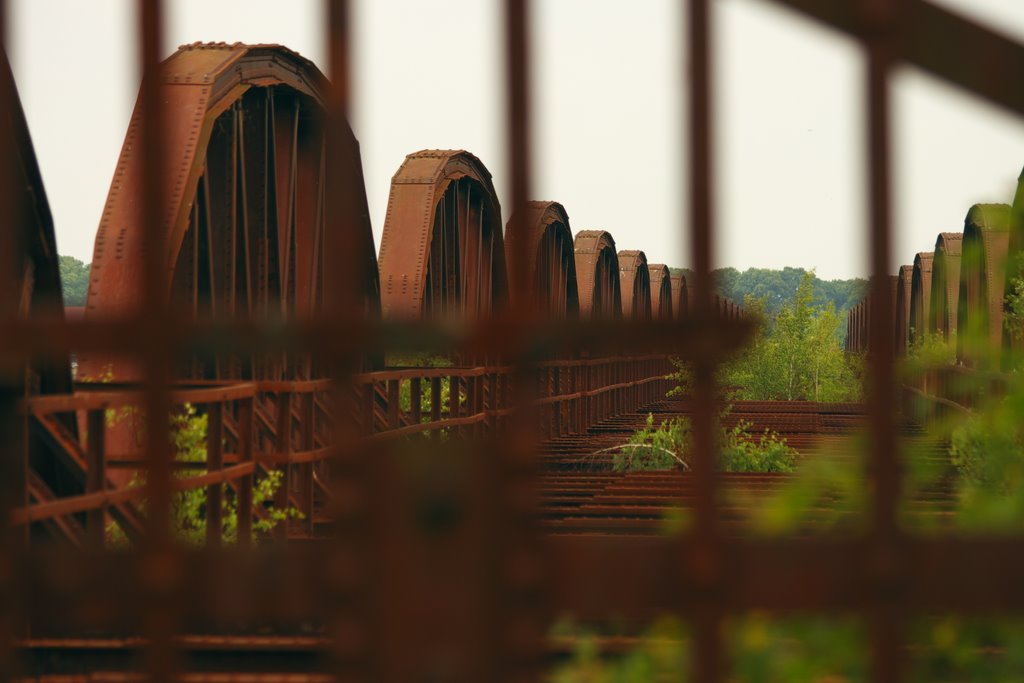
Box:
<box><xmin>107</xmin><ymin>404</ymin><xmax>301</xmax><ymax>546</ymax></box>
<box><xmin>613</xmin><ymin>413</ymin><xmax>796</xmax><ymax>474</ymax></box>
<box><xmin>721</xmin><ymin>420</ymin><xmax>797</xmax><ymax>473</ymax></box>
<box><xmin>612</xmin><ymin>413</ymin><xmax>688</xmax><ymax>472</ymax></box>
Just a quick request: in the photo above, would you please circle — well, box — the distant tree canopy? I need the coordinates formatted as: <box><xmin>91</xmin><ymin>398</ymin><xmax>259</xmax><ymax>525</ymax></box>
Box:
<box><xmin>669</xmin><ymin>266</ymin><xmax>866</xmax><ymax>317</ymax></box>
<box><xmin>58</xmin><ymin>255</ymin><xmax>90</xmax><ymax>307</ymax></box>
<box><xmin>723</xmin><ymin>271</ymin><xmax>860</xmax><ymax>402</ymax></box>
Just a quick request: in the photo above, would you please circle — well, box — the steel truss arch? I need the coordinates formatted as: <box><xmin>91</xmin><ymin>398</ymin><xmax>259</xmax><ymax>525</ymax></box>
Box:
<box><xmin>910</xmin><ymin>251</ymin><xmax>933</xmax><ymax>346</ymax></box>
<box><xmin>504</xmin><ymin>201</ymin><xmax>579</xmax><ymax>318</ymax></box>
<box><xmin>647</xmin><ymin>264</ymin><xmax>672</xmax><ymax>320</ymax></box>
<box><xmin>573</xmin><ymin>230</ymin><xmax>622</xmax><ymax>320</ymax></box>
<box><xmin>671</xmin><ymin>275</ymin><xmax>688</xmax><ymax>318</ymax></box>
<box><xmin>958</xmin><ymin>203</ymin><xmax>1011</xmax><ymax>359</ymax></box>
<box><xmin>83</xmin><ymin>42</ymin><xmax>381</xmax><ymax>381</ymax></box>
<box><xmin>0</xmin><ymin>46</ymin><xmax>84</xmax><ymax>542</ymax></box>
<box><xmin>378</xmin><ymin>149</ymin><xmax>508</xmax><ymax>320</ymax></box>
<box><xmin>930</xmin><ymin>232</ymin><xmax>963</xmax><ymax>340</ymax></box>
<box><xmin>895</xmin><ymin>264</ymin><xmax>913</xmax><ymax>356</ymax></box>
<box><xmin>1</xmin><ymin>47</ymin><xmax>67</xmax><ymax>375</ymax></box>
<box><xmin>618</xmin><ymin>250</ymin><xmax>652</xmax><ymax>321</ymax></box>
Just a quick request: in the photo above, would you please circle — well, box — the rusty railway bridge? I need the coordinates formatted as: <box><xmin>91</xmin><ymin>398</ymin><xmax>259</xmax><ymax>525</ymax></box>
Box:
<box><xmin>3</xmin><ymin>1</ymin><xmax>1024</xmax><ymax>681</ymax></box>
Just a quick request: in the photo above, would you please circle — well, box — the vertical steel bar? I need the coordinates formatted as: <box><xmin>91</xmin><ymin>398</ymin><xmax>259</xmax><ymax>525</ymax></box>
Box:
<box><xmin>205</xmin><ymin>402</ymin><xmax>224</xmax><ymax>547</ymax></box>
<box><xmin>387</xmin><ymin>379</ymin><xmax>400</xmax><ymax>430</ymax></box>
<box><xmin>410</xmin><ymin>377</ymin><xmax>422</xmax><ymax>426</ymax></box>
<box><xmin>686</xmin><ymin>0</ymin><xmax>723</xmax><ymax>680</ymax></box>
<box><xmin>136</xmin><ymin>2</ymin><xmax>178</xmax><ymax>682</ymax></box>
<box><xmin>431</xmin><ymin>376</ymin><xmax>442</xmax><ymax>439</ymax></box>
<box><xmin>501</xmin><ymin>1</ymin><xmax>548</xmax><ymax>679</ymax></box>
<box><xmin>449</xmin><ymin>374</ymin><xmax>460</xmax><ymax>437</ymax></box>
<box><xmin>85</xmin><ymin>408</ymin><xmax>107</xmax><ymax>548</ymax></box>
<box><xmin>324</xmin><ymin>4</ymin><xmax>377</xmax><ymax>677</ymax></box>
<box><xmin>862</xmin><ymin>1</ymin><xmax>904</xmax><ymax>682</ymax></box>
<box><xmin>300</xmin><ymin>392</ymin><xmax>315</xmax><ymax>538</ymax></box>
<box><xmin>274</xmin><ymin>391</ymin><xmax>293</xmax><ymax>543</ymax></box>
<box><xmin>237</xmin><ymin>397</ymin><xmax>254</xmax><ymax>547</ymax></box>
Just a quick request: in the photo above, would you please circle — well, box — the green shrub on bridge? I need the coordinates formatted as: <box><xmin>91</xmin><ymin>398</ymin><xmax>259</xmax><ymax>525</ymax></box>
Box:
<box><xmin>613</xmin><ymin>412</ymin><xmax>796</xmax><ymax>474</ymax></box>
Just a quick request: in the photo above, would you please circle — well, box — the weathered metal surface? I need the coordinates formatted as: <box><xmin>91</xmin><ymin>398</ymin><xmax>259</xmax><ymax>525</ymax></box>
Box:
<box><xmin>504</xmin><ymin>200</ymin><xmax>579</xmax><ymax>318</ymax></box>
<box><xmin>647</xmin><ymin>264</ymin><xmax>672</xmax><ymax>320</ymax></box>
<box><xmin>378</xmin><ymin>149</ymin><xmax>508</xmax><ymax>320</ymax></box>
<box><xmin>958</xmin><ymin>203</ymin><xmax>1011</xmax><ymax>358</ymax></box>
<box><xmin>909</xmin><ymin>251</ymin><xmax>933</xmax><ymax>346</ymax></box>
<box><xmin>81</xmin><ymin>42</ymin><xmax>380</xmax><ymax>380</ymax></box>
<box><xmin>761</xmin><ymin>0</ymin><xmax>1024</xmax><ymax>117</ymax></box>
<box><xmin>572</xmin><ymin>230</ymin><xmax>621</xmax><ymax>320</ymax></box>
<box><xmin>930</xmin><ymin>232</ymin><xmax>963</xmax><ymax>340</ymax></box>
<box><xmin>617</xmin><ymin>250</ymin><xmax>651</xmax><ymax>321</ymax></box>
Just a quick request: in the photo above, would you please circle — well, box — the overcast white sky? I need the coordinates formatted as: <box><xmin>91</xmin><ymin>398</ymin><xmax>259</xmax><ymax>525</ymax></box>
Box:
<box><xmin>8</xmin><ymin>0</ymin><xmax>1024</xmax><ymax>279</ymax></box>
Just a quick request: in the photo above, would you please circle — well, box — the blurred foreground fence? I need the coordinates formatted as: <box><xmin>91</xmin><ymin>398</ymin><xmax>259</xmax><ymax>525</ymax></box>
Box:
<box><xmin>4</xmin><ymin>0</ymin><xmax>1024</xmax><ymax>681</ymax></box>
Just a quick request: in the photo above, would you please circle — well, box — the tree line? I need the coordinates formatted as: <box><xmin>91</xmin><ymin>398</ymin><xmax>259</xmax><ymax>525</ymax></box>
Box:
<box><xmin>670</xmin><ymin>265</ymin><xmax>867</xmax><ymax>317</ymax></box>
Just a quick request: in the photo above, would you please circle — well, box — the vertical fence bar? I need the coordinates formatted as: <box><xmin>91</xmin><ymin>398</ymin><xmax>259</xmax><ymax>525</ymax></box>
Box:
<box><xmin>136</xmin><ymin>1</ymin><xmax>179</xmax><ymax>682</ymax></box>
<box><xmin>205</xmin><ymin>402</ymin><xmax>224</xmax><ymax>547</ymax></box>
<box><xmin>431</xmin><ymin>376</ymin><xmax>442</xmax><ymax>439</ymax></box>
<box><xmin>449</xmin><ymin>373</ymin><xmax>460</xmax><ymax>437</ymax></box>
<box><xmin>410</xmin><ymin>377</ymin><xmax>422</xmax><ymax>426</ymax></box>
<box><xmin>300</xmin><ymin>392</ymin><xmax>315</xmax><ymax>537</ymax></box>
<box><xmin>324</xmin><ymin>3</ymin><xmax>377</xmax><ymax>679</ymax></box>
<box><xmin>86</xmin><ymin>408</ymin><xmax>107</xmax><ymax>548</ymax></box>
<box><xmin>500</xmin><ymin>1</ymin><xmax>546</xmax><ymax>680</ymax></box>
<box><xmin>274</xmin><ymin>391</ymin><xmax>293</xmax><ymax>543</ymax></box>
<box><xmin>686</xmin><ymin>0</ymin><xmax>723</xmax><ymax>681</ymax></box>
<box><xmin>386</xmin><ymin>379</ymin><xmax>400</xmax><ymax>430</ymax></box>
<box><xmin>237</xmin><ymin>396</ymin><xmax>254</xmax><ymax>548</ymax></box>
<box><xmin>862</xmin><ymin>0</ymin><xmax>904</xmax><ymax>681</ymax></box>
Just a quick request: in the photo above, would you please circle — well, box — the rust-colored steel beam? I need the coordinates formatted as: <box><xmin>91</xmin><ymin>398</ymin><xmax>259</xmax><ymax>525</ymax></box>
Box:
<box><xmin>958</xmin><ymin>203</ymin><xmax>1011</xmax><ymax>362</ymax></box>
<box><xmin>378</xmin><ymin>150</ymin><xmax>508</xmax><ymax>321</ymax></box>
<box><xmin>504</xmin><ymin>200</ymin><xmax>579</xmax><ymax>319</ymax></box>
<box><xmin>930</xmin><ymin>232</ymin><xmax>962</xmax><ymax>340</ymax></box>
<box><xmin>617</xmin><ymin>250</ymin><xmax>651</xmax><ymax>321</ymax></box>
<box><xmin>760</xmin><ymin>0</ymin><xmax>1024</xmax><ymax>117</ymax></box>
<box><xmin>647</xmin><ymin>264</ymin><xmax>672</xmax><ymax>320</ymax></box>
<box><xmin>572</xmin><ymin>230</ymin><xmax>621</xmax><ymax>320</ymax></box>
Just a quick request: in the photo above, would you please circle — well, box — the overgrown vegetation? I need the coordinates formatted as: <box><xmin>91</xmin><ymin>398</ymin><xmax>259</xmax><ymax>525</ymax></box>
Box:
<box><xmin>670</xmin><ymin>265</ymin><xmax>866</xmax><ymax>317</ymax></box>
<box><xmin>551</xmin><ymin>615</ymin><xmax>865</xmax><ymax>683</ymax></box>
<box><xmin>107</xmin><ymin>404</ymin><xmax>300</xmax><ymax>546</ymax></box>
<box><xmin>562</xmin><ymin>270</ymin><xmax>1024</xmax><ymax>678</ymax></box>
<box><xmin>58</xmin><ymin>255</ymin><xmax>90</xmax><ymax>306</ymax></box>
<box><xmin>612</xmin><ymin>412</ymin><xmax>796</xmax><ymax>474</ymax></box>
<box><xmin>723</xmin><ymin>271</ymin><xmax>860</xmax><ymax>402</ymax></box>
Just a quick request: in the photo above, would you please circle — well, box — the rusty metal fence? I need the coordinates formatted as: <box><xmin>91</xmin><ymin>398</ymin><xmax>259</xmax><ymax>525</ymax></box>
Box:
<box><xmin>3</xmin><ymin>0</ymin><xmax>1024</xmax><ymax>681</ymax></box>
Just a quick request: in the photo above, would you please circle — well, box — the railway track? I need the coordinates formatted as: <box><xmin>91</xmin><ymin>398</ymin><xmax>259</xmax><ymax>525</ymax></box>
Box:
<box><xmin>17</xmin><ymin>397</ymin><xmax>959</xmax><ymax>680</ymax></box>
<box><xmin>539</xmin><ymin>398</ymin><xmax>956</xmax><ymax>536</ymax></box>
